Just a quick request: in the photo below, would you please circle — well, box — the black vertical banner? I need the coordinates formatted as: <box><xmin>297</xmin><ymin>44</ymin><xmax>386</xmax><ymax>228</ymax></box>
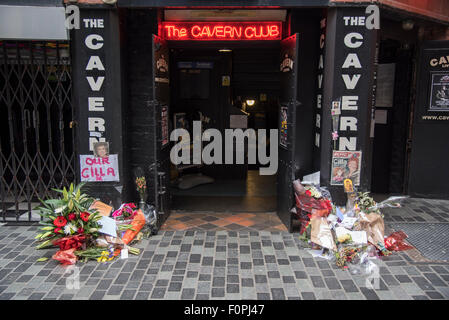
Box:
<box><xmin>321</xmin><ymin>7</ymin><xmax>378</xmax><ymax>204</ymax></box>
<box><xmin>71</xmin><ymin>9</ymin><xmax>124</xmax><ymax>203</ymax></box>
<box><xmin>313</xmin><ymin>15</ymin><xmax>326</xmax><ymax>171</ymax></box>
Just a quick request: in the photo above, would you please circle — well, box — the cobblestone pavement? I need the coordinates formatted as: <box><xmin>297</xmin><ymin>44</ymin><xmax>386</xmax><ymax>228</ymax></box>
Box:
<box><xmin>0</xmin><ymin>198</ymin><xmax>448</xmax><ymax>300</ymax></box>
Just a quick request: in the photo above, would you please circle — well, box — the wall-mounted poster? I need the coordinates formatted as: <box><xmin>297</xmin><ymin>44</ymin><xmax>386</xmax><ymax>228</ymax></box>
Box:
<box><xmin>331</xmin><ymin>151</ymin><xmax>362</xmax><ymax>186</ymax></box>
<box><xmin>161</xmin><ymin>105</ymin><xmax>169</xmax><ymax>147</ymax></box>
<box><xmin>279</xmin><ymin>106</ymin><xmax>288</xmax><ymax>148</ymax></box>
<box><xmin>80</xmin><ymin>154</ymin><xmax>120</xmax><ymax>182</ymax></box>
<box><xmin>429</xmin><ymin>73</ymin><xmax>449</xmax><ymax>111</ymax></box>
<box><xmin>375</xmin><ymin>63</ymin><xmax>396</xmax><ymax>108</ymax></box>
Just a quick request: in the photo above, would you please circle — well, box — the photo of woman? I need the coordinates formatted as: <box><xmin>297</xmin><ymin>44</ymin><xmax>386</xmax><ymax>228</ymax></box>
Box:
<box><xmin>344</xmin><ymin>155</ymin><xmax>360</xmax><ymax>185</ymax></box>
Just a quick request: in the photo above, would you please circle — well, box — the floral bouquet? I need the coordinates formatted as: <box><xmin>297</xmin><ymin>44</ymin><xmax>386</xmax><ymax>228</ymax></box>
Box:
<box><xmin>35</xmin><ymin>183</ymin><xmax>103</xmax><ymax>264</ymax></box>
<box><xmin>111</xmin><ymin>203</ymin><xmax>139</xmax><ymax>233</ymax></box>
<box><xmin>136</xmin><ymin>176</ymin><xmax>147</xmax><ymax>201</ymax></box>
<box><xmin>295</xmin><ymin>185</ymin><xmax>333</xmax><ymax>218</ymax></box>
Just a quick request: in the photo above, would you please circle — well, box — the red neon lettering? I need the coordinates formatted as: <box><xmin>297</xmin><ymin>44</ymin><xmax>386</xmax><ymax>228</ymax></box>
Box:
<box><xmin>215</xmin><ymin>26</ymin><xmax>224</xmax><ymax>37</ymax></box>
<box><xmin>224</xmin><ymin>26</ymin><xmax>233</xmax><ymax>38</ymax></box>
<box><xmin>201</xmin><ymin>26</ymin><xmax>210</xmax><ymax>37</ymax></box>
<box><xmin>161</xmin><ymin>22</ymin><xmax>282</xmax><ymax>41</ymax></box>
<box><xmin>164</xmin><ymin>25</ymin><xmax>187</xmax><ymax>39</ymax></box>
<box><xmin>245</xmin><ymin>27</ymin><xmax>255</xmax><ymax>38</ymax></box>
<box><xmin>270</xmin><ymin>25</ymin><xmax>280</xmax><ymax>38</ymax></box>
<box><xmin>192</xmin><ymin>25</ymin><xmax>201</xmax><ymax>37</ymax></box>
<box><xmin>164</xmin><ymin>25</ymin><xmax>174</xmax><ymax>38</ymax></box>
<box><xmin>233</xmin><ymin>26</ymin><xmax>242</xmax><ymax>38</ymax></box>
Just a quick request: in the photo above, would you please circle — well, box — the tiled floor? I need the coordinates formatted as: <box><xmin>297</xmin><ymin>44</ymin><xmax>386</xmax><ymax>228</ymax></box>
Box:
<box><xmin>160</xmin><ymin>212</ymin><xmax>287</xmax><ymax>232</ymax></box>
<box><xmin>0</xmin><ymin>197</ymin><xmax>449</xmax><ymax>300</ymax></box>
<box><xmin>0</xmin><ymin>226</ymin><xmax>448</xmax><ymax>300</ymax></box>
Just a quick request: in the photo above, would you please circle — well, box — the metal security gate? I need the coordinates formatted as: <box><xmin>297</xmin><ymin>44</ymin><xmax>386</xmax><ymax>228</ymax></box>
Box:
<box><xmin>0</xmin><ymin>41</ymin><xmax>75</xmax><ymax>222</ymax></box>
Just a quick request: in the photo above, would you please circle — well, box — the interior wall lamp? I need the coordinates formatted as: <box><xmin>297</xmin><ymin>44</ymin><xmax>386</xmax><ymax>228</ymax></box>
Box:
<box><xmin>246</xmin><ymin>99</ymin><xmax>256</xmax><ymax>106</ymax></box>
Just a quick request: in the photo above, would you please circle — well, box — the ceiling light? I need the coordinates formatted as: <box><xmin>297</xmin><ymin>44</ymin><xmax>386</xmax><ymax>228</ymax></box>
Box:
<box><xmin>246</xmin><ymin>99</ymin><xmax>255</xmax><ymax>106</ymax></box>
<box><xmin>219</xmin><ymin>48</ymin><xmax>232</xmax><ymax>53</ymax></box>
<box><xmin>402</xmin><ymin>20</ymin><xmax>414</xmax><ymax>31</ymax></box>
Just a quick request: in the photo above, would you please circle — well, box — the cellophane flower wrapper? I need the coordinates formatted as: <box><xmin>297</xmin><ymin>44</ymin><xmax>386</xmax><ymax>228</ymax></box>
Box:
<box><xmin>384</xmin><ymin>231</ymin><xmax>414</xmax><ymax>251</ymax></box>
<box><xmin>367</xmin><ymin>196</ymin><xmax>409</xmax><ymax>211</ymax></box>
<box><xmin>52</xmin><ymin>248</ymin><xmax>77</xmax><ymax>265</ymax></box>
<box><xmin>295</xmin><ymin>193</ymin><xmax>332</xmax><ymax>217</ymax></box>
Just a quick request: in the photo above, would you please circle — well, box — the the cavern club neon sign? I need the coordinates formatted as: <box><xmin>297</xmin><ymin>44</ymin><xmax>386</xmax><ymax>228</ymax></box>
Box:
<box><xmin>161</xmin><ymin>22</ymin><xmax>282</xmax><ymax>41</ymax></box>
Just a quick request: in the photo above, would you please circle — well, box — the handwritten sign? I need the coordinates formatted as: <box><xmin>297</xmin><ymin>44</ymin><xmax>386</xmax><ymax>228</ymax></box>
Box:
<box><xmin>80</xmin><ymin>154</ymin><xmax>119</xmax><ymax>182</ymax></box>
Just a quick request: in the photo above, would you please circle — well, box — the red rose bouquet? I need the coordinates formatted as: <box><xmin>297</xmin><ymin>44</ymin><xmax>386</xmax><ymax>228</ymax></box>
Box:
<box><xmin>35</xmin><ymin>183</ymin><xmax>103</xmax><ymax>264</ymax></box>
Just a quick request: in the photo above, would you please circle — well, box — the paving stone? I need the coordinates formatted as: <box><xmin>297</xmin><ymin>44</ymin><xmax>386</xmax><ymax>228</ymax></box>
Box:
<box><xmin>211</xmin><ymin>288</ymin><xmax>225</xmax><ymax>298</ymax></box>
<box><xmin>425</xmin><ymin>291</ymin><xmax>444</xmax><ymax>299</ymax></box>
<box><xmin>395</xmin><ymin>275</ymin><xmax>412</xmax><ymax>283</ymax></box>
<box><xmin>150</xmin><ymin>287</ymin><xmax>166</xmax><ymax>299</ymax></box>
<box><xmin>107</xmin><ymin>285</ymin><xmax>123</xmax><ymax>296</ymax></box>
<box><xmin>412</xmin><ymin>295</ymin><xmax>429</xmax><ymax>300</ymax></box>
<box><xmin>310</xmin><ymin>276</ymin><xmax>326</xmax><ymax>288</ymax></box>
<box><xmin>120</xmin><ymin>290</ymin><xmax>136</xmax><ymax>300</ymax></box>
<box><xmin>226</xmin><ymin>284</ymin><xmax>239</xmax><ymax>293</ymax></box>
<box><xmin>340</xmin><ymin>279</ymin><xmax>359</xmax><ymax>293</ymax></box>
<box><xmin>412</xmin><ymin>276</ymin><xmax>435</xmax><ymax>291</ymax></box>
<box><xmin>257</xmin><ymin>292</ymin><xmax>271</xmax><ymax>300</ymax></box>
<box><xmin>212</xmin><ymin>277</ymin><xmax>225</xmax><ymax>287</ymax></box>
<box><xmin>324</xmin><ymin>277</ymin><xmax>342</xmax><ymax>290</ymax></box>
<box><xmin>359</xmin><ymin>287</ymin><xmax>379</xmax><ymax>300</ymax></box>
<box><xmin>423</xmin><ymin>273</ymin><xmax>446</xmax><ymax>287</ymax></box>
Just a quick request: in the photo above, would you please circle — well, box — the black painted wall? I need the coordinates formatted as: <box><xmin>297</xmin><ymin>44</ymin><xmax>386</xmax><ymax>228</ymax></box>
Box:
<box><xmin>290</xmin><ymin>9</ymin><xmax>322</xmax><ymax>179</ymax></box>
<box><xmin>408</xmin><ymin>41</ymin><xmax>449</xmax><ymax>199</ymax></box>
<box><xmin>122</xmin><ymin>9</ymin><xmax>159</xmax><ymax>203</ymax></box>
<box><xmin>320</xmin><ymin>7</ymin><xmax>378</xmax><ymax>205</ymax></box>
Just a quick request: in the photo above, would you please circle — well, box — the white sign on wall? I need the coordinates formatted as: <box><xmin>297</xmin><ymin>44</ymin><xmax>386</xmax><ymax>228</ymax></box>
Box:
<box><xmin>80</xmin><ymin>154</ymin><xmax>120</xmax><ymax>182</ymax></box>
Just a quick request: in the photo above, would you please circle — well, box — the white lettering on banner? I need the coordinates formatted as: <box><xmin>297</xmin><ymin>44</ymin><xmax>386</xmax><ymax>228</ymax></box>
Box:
<box><xmin>85</xmin><ymin>34</ymin><xmax>104</xmax><ymax>50</ymax></box>
<box><xmin>88</xmin><ymin>97</ymin><xmax>104</xmax><ymax>111</ymax></box>
<box><xmin>344</xmin><ymin>33</ymin><xmax>363</xmax><ymax>48</ymax></box>
<box><xmin>86</xmin><ymin>76</ymin><xmax>105</xmax><ymax>91</ymax></box>
<box><xmin>342</xmin><ymin>74</ymin><xmax>361</xmax><ymax>90</ymax></box>
<box><xmin>84</xmin><ymin>19</ymin><xmax>106</xmax><ymax>152</ymax></box>
<box><xmin>340</xmin><ymin>117</ymin><xmax>358</xmax><ymax>131</ymax></box>
<box><xmin>342</xmin><ymin>96</ymin><xmax>359</xmax><ymax>110</ymax></box>
<box><xmin>315</xmin><ymin>17</ymin><xmax>326</xmax><ymax>148</ymax></box>
<box><xmin>342</xmin><ymin>53</ymin><xmax>362</xmax><ymax>69</ymax></box>
<box><xmin>338</xmin><ymin>14</ymin><xmax>369</xmax><ymax>151</ymax></box>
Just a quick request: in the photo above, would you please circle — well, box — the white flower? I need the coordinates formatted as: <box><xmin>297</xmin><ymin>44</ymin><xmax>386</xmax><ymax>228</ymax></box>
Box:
<box><xmin>55</xmin><ymin>206</ymin><xmax>64</xmax><ymax>214</ymax></box>
<box><xmin>64</xmin><ymin>223</ymin><xmax>76</xmax><ymax>235</ymax></box>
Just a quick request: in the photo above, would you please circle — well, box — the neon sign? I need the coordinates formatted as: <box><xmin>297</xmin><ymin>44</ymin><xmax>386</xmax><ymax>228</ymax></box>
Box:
<box><xmin>161</xmin><ymin>22</ymin><xmax>282</xmax><ymax>41</ymax></box>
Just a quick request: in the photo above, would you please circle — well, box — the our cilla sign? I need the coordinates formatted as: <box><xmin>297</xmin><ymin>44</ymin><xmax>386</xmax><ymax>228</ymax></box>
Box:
<box><xmin>161</xmin><ymin>22</ymin><xmax>282</xmax><ymax>41</ymax></box>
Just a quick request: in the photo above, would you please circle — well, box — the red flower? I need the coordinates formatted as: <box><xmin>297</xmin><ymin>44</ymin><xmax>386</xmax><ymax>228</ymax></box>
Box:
<box><xmin>305</xmin><ymin>190</ymin><xmax>312</xmax><ymax>197</ymax></box>
<box><xmin>54</xmin><ymin>227</ymin><xmax>62</xmax><ymax>233</ymax></box>
<box><xmin>68</xmin><ymin>213</ymin><xmax>76</xmax><ymax>221</ymax></box>
<box><xmin>80</xmin><ymin>212</ymin><xmax>90</xmax><ymax>222</ymax></box>
<box><xmin>54</xmin><ymin>216</ymin><xmax>67</xmax><ymax>227</ymax></box>
<box><xmin>129</xmin><ymin>203</ymin><xmax>136</xmax><ymax>209</ymax></box>
<box><xmin>77</xmin><ymin>227</ymin><xmax>84</xmax><ymax>234</ymax></box>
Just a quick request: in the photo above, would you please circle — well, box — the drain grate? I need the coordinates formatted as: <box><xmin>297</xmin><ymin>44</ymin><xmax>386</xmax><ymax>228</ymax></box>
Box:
<box><xmin>388</xmin><ymin>223</ymin><xmax>449</xmax><ymax>261</ymax></box>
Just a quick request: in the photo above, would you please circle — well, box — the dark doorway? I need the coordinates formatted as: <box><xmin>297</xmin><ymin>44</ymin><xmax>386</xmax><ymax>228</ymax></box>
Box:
<box><xmin>168</xmin><ymin>44</ymin><xmax>280</xmax><ymax>212</ymax></box>
<box><xmin>371</xmin><ymin>38</ymin><xmax>415</xmax><ymax>195</ymax></box>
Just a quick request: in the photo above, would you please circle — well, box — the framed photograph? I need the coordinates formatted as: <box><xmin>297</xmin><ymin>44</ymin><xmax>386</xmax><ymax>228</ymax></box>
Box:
<box><xmin>429</xmin><ymin>73</ymin><xmax>449</xmax><ymax>112</ymax></box>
